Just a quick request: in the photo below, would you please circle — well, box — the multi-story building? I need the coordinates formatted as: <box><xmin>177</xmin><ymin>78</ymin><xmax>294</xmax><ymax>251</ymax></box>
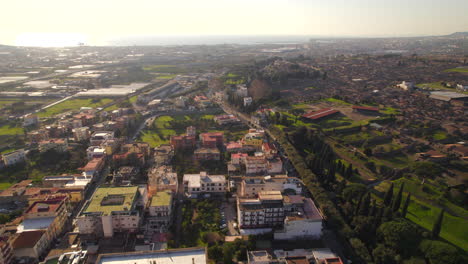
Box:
<box><xmin>27</xmin><ymin>129</ymin><xmax>49</xmax><ymax>144</ymax></box>
<box><xmin>73</xmin><ymin>126</ymin><xmax>90</xmax><ymax>142</ymax></box>
<box><xmin>2</xmin><ymin>149</ymin><xmax>26</xmax><ymax>166</ymax></box>
<box><xmin>80</xmin><ymin>157</ymin><xmax>105</xmax><ymax>178</ymax></box>
<box><xmin>113</xmin><ymin>166</ymin><xmax>139</xmax><ymax>185</ymax></box>
<box><xmin>274</xmin><ymin>195</ymin><xmax>323</xmax><ymax>240</ymax></box>
<box><xmin>183</xmin><ymin>172</ymin><xmax>227</xmax><ymax>198</ymax></box>
<box><xmin>239</xmin><ymin>176</ymin><xmax>303</xmax><ymax>198</ymax></box>
<box><xmin>76</xmin><ymin>186</ymin><xmax>140</xmax><ymax>238</ymax></box>
<box><xmin>12</xmin><ymin>230</ymin><xmax>48</xmax><ymax>261</ymax></box>
<box><xmin>245</xmin><ymin>156</ymin><xmax>268</xmax><ymax>175</ymax></box>
<box><xmin>90</xmin><ymin>131</ymin><xmax>114</xmax><ymax>146</ymax></box>
<box><xmin>147</xmin><ymin>191</ymin><xmax>173</xmax><ymax>234</ymax></box>
<box><xmin>200</xmin><ymin>132</ymin><xmax>224</xmax><ymax>148</ymax></box>
<box><xmin>237</xmin><ymin>191</ymin><xmax>284</xmax><ymax>230</ymax></box>
<box><xmin>214</xmin><ymin>114</ymin><xmax>240</xmax><ymax>125</ymax></box>
<box><xmin>96</xmin><ymin>247</ymin><xmax>207</xmax><ymax>264</ymax></box>
<box><xmin>14</xmin><ymin>196</ymin><xmax>71</xmax><ymax>260</ymax></box>
<box><xmin>23</xmin><ymin>114</ymin><xmax>39</xmax><ymax>127</ymax></box>
<box><xmin>170</xmin><ymin>135</ymin><xmax>196</xmax><ymax>150</ymax></box>
<box><xmin>186</xmin><ymin>126</ymin><xmax>196</xmax><ymax>137</ymax></box>
<box><xmin>87</xmin><ymin>146</ymin><xmax>106</xmax><ymax>160</ymax></box>
<box><xmin>0</xmin><ymin>226</ymin><xmax>13</xmax><ymax>264</ymax></box>
<box><xmin>39</xmin><ymin>138</ymin><xmax>68</xmax><ymax>153</ymax></box>
<box><xmin>121</xmin><ymin>143</ymin><xmax>151</xmax><ymax>158</ymax></box>
<box><xmin>147</xmin><ymin>166</ymin><xmax>178</xmax><ymax>195</ymax></box>
<box><xmin>194</xmin><ymin>148</ymin><xmax>221</xmax><ymax>161</ymax></box>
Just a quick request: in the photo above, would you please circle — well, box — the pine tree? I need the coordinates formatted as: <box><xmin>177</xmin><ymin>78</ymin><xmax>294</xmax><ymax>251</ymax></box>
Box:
<box><xmin>392</xmin><ymin>183</ymin><xmax>404</xmax><ymax>212</ymax></box>
<box><xmin>346</xmin><ymin>164</ymin><xmax>354</xmax><ymax>178</ymax></box>
<box><xmin>432</xmin><ymin>209</ymin><xmax>444</xmax><ymax>238</ymax></box>
<box><xmin>369</xmin><ymin>200</ymin><xmax>377</xmax><ymax>216</ymax></box>
<box><xmin>354</xmin><ymin>193</ymin><xmax>364</xmax><ymax>215</ymax></box>
<box><xmin>358</xmin><ymin>193</ymin><xmax>371</xmax><ymax>216</ymax></box>
<box><xmin>402</xmin><ymin>193</ymin><xmax>411</xmax><ymax>218</ymax></box>
<box><xmin>383</xmin><ymin>183</ymin><xmax>394</xmax><ymax>206</ymax></box>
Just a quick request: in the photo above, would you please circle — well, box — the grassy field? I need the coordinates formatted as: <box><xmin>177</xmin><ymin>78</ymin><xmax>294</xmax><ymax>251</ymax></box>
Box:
<box><xmin>143</xmin><ymin>65</ymin><xmax>186</xmax><ymax>74</ymax></box>
<box><xmin>444</xmin><ymin>67</ymin><xmax>468</xmax><ymax>73</ymax></box>
<box><xmin>155</xmin><ymin>74</ymin><xmax>178</xmax><ymax>79</ymax></box>
<box><xmin>37</xmin><ymin>98</ymin><xmax>113</xmax><ymax>117</ymax></box>
<box><xmin>0</xmin><ymin>124</ymin><xmax>24</xmax><ymax>136</ymax></box>
<box><xmin>0</xmin><ymin>182</ymin><xmax>12</xmax><ymax>190</ymax></box>
<box><xmin>375</xmin><ymin>179</ymin><xmax>468</xmax><ymax>251</ymax></box>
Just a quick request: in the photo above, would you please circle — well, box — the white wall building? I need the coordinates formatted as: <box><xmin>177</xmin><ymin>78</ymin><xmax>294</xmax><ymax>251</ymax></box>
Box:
<box><xmin>2</xmin><ymin>149</ymin><xmax>26</xmax><ymax>166</ymax></box>
<box><xmin>183</xmin><ymin>172</ymin><xmax>227</xmax><ymax>198</ymax></box>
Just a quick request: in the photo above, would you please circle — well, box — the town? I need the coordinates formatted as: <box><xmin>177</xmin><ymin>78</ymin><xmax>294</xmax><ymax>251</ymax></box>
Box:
<box><xmin>0</xmin><ymin>31</ymin><xmax>467</xmax><ymax>264</ymax></box>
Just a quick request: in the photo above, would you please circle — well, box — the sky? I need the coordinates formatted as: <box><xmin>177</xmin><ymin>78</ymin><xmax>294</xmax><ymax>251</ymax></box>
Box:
<box><xmin>1</xmin><ymin>0</ymin><xmax>468</xmax><ymax>46</ymax></box>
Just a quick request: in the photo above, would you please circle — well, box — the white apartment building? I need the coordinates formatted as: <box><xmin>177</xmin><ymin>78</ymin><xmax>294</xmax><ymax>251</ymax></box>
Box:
<box><xmin>2</xmin><ymin>149</ymin><xmax>26</xmax><ymax>166</ymax></box>
<box><xmin>183</xmin><ymin>172</ymin><xmax>227</xmax><ymax>198</ymax></box>
<box><xmin>239</xmin><ymin>175</ymin><xmax>303</xmax><ymax>198</ymax></box>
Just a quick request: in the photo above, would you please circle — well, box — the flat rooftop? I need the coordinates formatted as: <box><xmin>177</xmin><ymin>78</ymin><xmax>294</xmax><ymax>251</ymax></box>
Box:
<box><xmin>83</xmin><ymin>186</ymin><xmax>138</xmax><ymax>216</ymax></box>
<box><xmin>96</xmin><ymin>247</ymin><xmax>207</xmax><ymax>264</ymax></box>
<box><xmin>150</xmin><ymin>191</ymin><xmax>172</xmax><ymax>207</ymax></box>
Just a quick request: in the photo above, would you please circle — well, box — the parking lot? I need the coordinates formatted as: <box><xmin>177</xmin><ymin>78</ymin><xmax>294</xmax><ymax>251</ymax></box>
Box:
<box><xmin>221</xmin><ymin>200</ymin><xmax>239</xmax><ymax>236</ymax></box>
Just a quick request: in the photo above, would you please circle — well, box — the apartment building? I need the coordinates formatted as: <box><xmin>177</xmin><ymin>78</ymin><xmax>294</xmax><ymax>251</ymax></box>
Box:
<box><xmin>147</xmin><ymin>191</ymin><xmax>173</xmax><ymax>234</ymax></box>
<box><xmin>39</xmin><ymin>138</ymin><xmax>68</xmax><ymax>153</ymax></box>
<box><xmin>237</xmin><ymin>191</ymin><xmax>284</xmax><ymax>230</ymax></box>
<box><xmin>154</xmin><ymin>144</ymin><xmax>174</xmax><ymax>165</ymax></box>
<box><xmin>200</xmin><ymin>132</ymin><xmax>224</xmax><ymax>148</ymax></box>
<box><xmin>2</xmin><ymin>149</ymin><xmax>26</xmax><ymax>166</ymax></box>
<box><xmin>76</xmin><ymin>186</ymin><xmax>140</xmax><ymax>238</ymax></box>
<box><xmin>183</xmin><ymin>172</ymin><xmax>227</xmax><ymax>198</ymax></box>
<box><xmin>194</xmin><ymin>147</ymin><xmax>221</xmax><ymax>161</ymax></box>
<box><xmin>73</xmin><ymin>126</ymin><xmax>90</xmax><ymax>142</ymax></box>
<box><xmin>170</xmin><ymin>135</ymin><xmax>196</xmax><ymax>150</ymax></box>
<box><xmin>90</xmin><ymin>131</ymin><xmax>115</xmax><ymax>146</ymax></box>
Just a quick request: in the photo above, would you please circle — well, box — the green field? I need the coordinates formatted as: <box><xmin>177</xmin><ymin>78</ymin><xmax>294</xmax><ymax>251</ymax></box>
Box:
<box><xmin>375</xmin><ymin>179</ymin><xmax>468</xmax><ymax>251</ymax></box>
<box><xmin>37</xmin><ymin>98</ymin><xmax>113</xmax><ymax>117</ymax></box>
<box><xmin>156</xmin><ymin>74</ymin><xmax>178</xmax><ymax>79</ymax></box>
<box><xmin>0</xmin><ymin>124</ymin><xmax>24</xmax><ymax>136</ymax></box>
<box><xmin>0</xmin><ymin>182</ymin><xmax>12</xmax><ymax>190</ymax></box>
<box><xmin>143</xmin><ymin>65</ymin><xmax>186</xmax><ymax>74</ymax></box>
<box><xmin>444</xmin><ymin>67</ymin><xmax>468</xmax><ymax>73</ymax></box>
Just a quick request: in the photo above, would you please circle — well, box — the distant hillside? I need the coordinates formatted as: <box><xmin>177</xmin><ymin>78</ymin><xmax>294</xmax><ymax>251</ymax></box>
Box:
<box><xmin>445</xmin><ymin>32</ymin><xmax>468</xmax><ymax>37</ymax></box>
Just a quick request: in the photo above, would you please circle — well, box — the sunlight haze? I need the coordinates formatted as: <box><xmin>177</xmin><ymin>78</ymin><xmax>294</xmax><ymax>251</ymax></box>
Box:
<box><xmin>1</xmin><ymin>0</ymin><xmax>468</xmax><ymax>46</ymax></box>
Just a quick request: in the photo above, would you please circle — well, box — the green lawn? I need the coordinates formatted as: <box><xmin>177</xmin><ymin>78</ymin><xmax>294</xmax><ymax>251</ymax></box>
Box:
<box><xmin>37</xmin><ymin>98</ymin><xmax>113</xmax><ymax>117</ymax></box>
<box><xmin>0</xmin><ymin>182</ymin><xmax>12</xmax><ymax>190</ymax></box>
<box><xmin>0</xmin><ymin>124</ymin><xmax>24</xmax><ymax>136</ymax></box>
<box><xmin>143</xmin><ymin>65</ymin><xmax>186</xmax><ymax>73</ymax></box>
<box><xmin>432</xmin><ymin>130</ymin><xmax>448</xmax><ymax>141</ymax></box>
<box><xmin>406</xmin><ymin>197</ymin><xmax>468</xmax><ymax>251</ymax></box>
<box><xmin>444</xmin><ymin>67</ymin><xmax>468</xmax><ymax>73</ymax></box>
<box><xmin>374</xmin><ymin>179</ymin><xmax>468</xmax><ymax>251</ymax></box>
<box><xmin>156</xmin><ymin>74</ymin><xmax>177</xmax><ymax>79</ymax></box>
<box><xmin>322</xmin><ymin>97</ymin><xmax>352</xmax><ymax>105</ymax></box>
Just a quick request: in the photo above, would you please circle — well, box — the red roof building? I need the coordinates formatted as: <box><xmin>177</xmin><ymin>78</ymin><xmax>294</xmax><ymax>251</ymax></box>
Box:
<box><xmin>352</xmin><ymin>105</ymin><xmax>379</xmax><ymax>112</ymax></box>
<box><xmin>200</xmin><ymin>132</ymin><xmax>224</xmax><ymax>148</ymax></box>
<box><xmin>302</xmin><ymin>108</ymin><xmax>339</xmax><ymax>121</ymax></box>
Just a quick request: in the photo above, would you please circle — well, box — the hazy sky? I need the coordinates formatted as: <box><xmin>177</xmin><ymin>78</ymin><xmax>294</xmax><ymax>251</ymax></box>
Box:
<box><xmin>2</xmin><ymin>0</ymin><xmax>467</xmax><ymax>46</ymax></box>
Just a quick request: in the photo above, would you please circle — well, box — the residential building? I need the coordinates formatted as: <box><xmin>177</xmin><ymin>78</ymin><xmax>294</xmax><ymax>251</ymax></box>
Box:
<box><xmin>214</xmin><ymin>114</ymin><xmax>240</xmax><ymax>125</ymax></box>
<box><xmin>397</xmin><ymin>81</ymin><xmax>414</xmax><ymax>91</ymax></box>
<box><xmin>28</xmin><ymin>129</ymin><xmax>49</xmax><ymax>144</ymax></box>
<box><xmin>73</xmin><ymin>126</ymin><xmax>90</xmax><ymax>142</ymax></box>
<box><xmin>242</xmin><ymin>129</ymin><xmax>264</xmax><ymax>150</ymax></box>
<box><xmin>23</xmin><ymin>114</ymin><xmax>39</xmax><ymax>127</ymax></box>
<box><xmin>274</xmin><ymin>196</ymin><xmax>323</xmax><ymax>240</ymax></box>
<box><xmin>237</xmin><ymin>191</ymin><xmax>284</xmax><ymax>231</ymax></box>
<box><xmin>80</xmin><ymin>157</ymin><xmax>105</xmax><ymax>178</ymax></box>
<box><xmin>245</xmin><ymin>156</ymin><xmax>268</xmax><ymax>175</ymax></box>
<box><xmin>244</xmin><ymin>96</ymin><xmax>253</xmax><ymax>106</ymax></box>
<box><xmin>121</xmin><ymin>142</ymin><xmax>151</xmax><ymax>158</ymax></box>
<box><xmin>154</xmin><ymin>144</ymin><xmax>174</xmax><ymax>166</ymax></box>
<box><xmin>0</xmin><ymin>227</ymin><xmax>13</xmax><ymax>264</ymax></box>
<box><xmin>90</xmin><ymin>131</ymin><xmax>114</xmax><ymax>146</ymax></box>
<box><xmin>95</xmin><ymin>247</ymin><xmax>207</xmax><ymax>264</ymax></box>
<box><xmin>170</xmin><ymin>135</ymin><xmax>196</xmax><ymax>150</ymax></box>
<box><xmin>200</xmin><ymin>132</ymin><xmax>224</xmax><ymax>148</ymax></box>
<box><xmin>236</xmin><ymin>84</ymin><xmax>249</xmax><ymax>97</ymax></box>
<box><xmin>147</xmin><ymin>191</ymin><xmax>173</xmax><ymax>233</ymax></box>
<box><xmin>194</xmin><ymin>148</ymin><xmax>221</xmax><ymax>161</ymax></box>
<box><xmin>39</xmin><ymin>138</ymin><xmax>68</xmax><ymax>153</ymax></box>
<box><xmin>239</xmin><ymin>176</ymin><xmax>303</xmax><ymax>198</ymax></box>
<box><xmin>352</xmin><ymin>105</ymin><xmax>380</xmax><ymax>114</ymax></box>
<box><xmin>76</xmin><ymin>186</ymin><xmax>140</xmax><ymax>238</ymax></box>
<box><xmin>186</xmin><ymin>126</ymin><xmax>196</xmax><ymax>137</ymax></box>
<box><xmin>2</xmin><ymin>149</ymin><xmax>26</xmax><ymax>166</ymax></box>
<box><xmin>147</xmin><ymin>166</ymin><xmax>178</xmax><ymax>195</ymax></box>
<box><xmin>12</xmin><ymin>230</ymin><xmax>48</xmax><ymax>261</ymax></box>
<box><xmin>456</xmin><ymin>84</ymin><xmax>468</xmax><ymax>92</ymax></box>
<box><xmin>183</xmin><ymin>172</ymin><xmax>227</xmax><ymax>198</ymax></box>
<box><xmin>247</xmin><ymin>251</ymin><xmax>281</xmax><ymax>264</ymax></box>
<box><xmin>87</xmin><ymin>146</ymin><xmax>106</xmax><ymax>160</ymax></box>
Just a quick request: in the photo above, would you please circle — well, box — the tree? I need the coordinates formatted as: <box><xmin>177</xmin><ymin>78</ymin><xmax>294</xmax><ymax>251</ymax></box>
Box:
<box><xmin>358</xmin><ymin>193</ymin><xmax>371</xmax><ymax>216</ymax></box>
<box><xmin>377</xmin><ymin>219</ymin><xmax>421</xmax><ymax>256</ymax></box>
<box><xmin>372</xmin><ymin>244</ymin><xmax>398</xmax><ymax>264</ymax></box>
<box><xmin>343</xmin><ymin>184</ymin><xmax>367</xmax><ymax>203</ymax></box>
<box><xmin>383</xmin><ymin>183</ymin><xmax>394</xmax><ymax>206</ymax></box>
<box><xmin>432</xmin><ymin>209</ymin><xmax>444</xmax><ymax>239</ymax></box>
<box><xmin>346</xmin><ymin>164</ymin><xmax>354</xmax><ymax>178</ymax></box>
<box><xmin>401</xmin><ymin>193</ymin><xmax>411</xmax><ymax>218</ymax></box>
<box><xmin>392</xmin><ymin>183</ymin><xmax>404</xmax><ymax>212</ymax></box>
<box><xmin>420</xmin><ymin>240</ymin><xmax>465</xmax><ymax>264</ymax></box>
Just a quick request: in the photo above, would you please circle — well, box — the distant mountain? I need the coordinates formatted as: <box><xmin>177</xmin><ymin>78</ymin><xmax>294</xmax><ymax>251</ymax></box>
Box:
<box><xmin>445</xmin><ymin>32</ymin><xmax>468</xmax><ymax>37</ymax></box>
